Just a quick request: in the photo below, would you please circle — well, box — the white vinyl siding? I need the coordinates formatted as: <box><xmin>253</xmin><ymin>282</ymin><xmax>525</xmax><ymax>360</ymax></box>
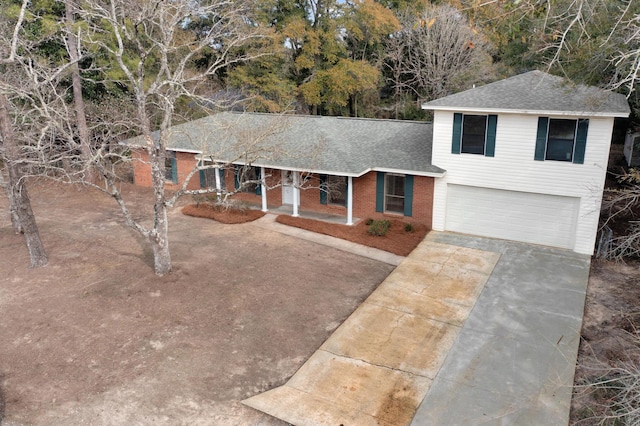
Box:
<box><xmin>445</xmin><ymin>185</ymin><xmax>579</xmax><ymax>249</ymax></box>
<box><xmin>431</xmin><ymin>111</ymin><xmax>615</xmax><ymax>254</ymax></box>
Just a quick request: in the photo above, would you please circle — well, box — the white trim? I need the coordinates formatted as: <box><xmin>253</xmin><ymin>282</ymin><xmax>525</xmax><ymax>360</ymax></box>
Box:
<box><xmin>198</xmin><ymin>160</ymin><xmax>446</xmax><ymax>179</ymax></box>
<box><xmin>292</xmin><ymin>171</ymin><xmax>299</xmax><ymax>217</ymax></box>
<box><xmin>166</xmin><ymin>148</ymin><xmax>203</xmax><ymax>154</ymax></box>
<box><xmin>214</xmin><ymin>167</ymin><xmax>222</xmax><ymax>197</ymax></box>
<box><xmin>422</xmin><ymin>105</ymin><xmax>629</xmax><ymax>118</ymax></box>
<box><xmin>260</xmin><ymin>166</ymin><xmax>268</xmax><ymax>212</ymax></box>
<box><xmin>370</xmin><ymin>167</ymin><xmax>446</xmax><ymax>178</ymax></box>
<box><xmin>346</xmin><ymin>176</ymin><xmax>353</xmax><ymax>226</ymax></box>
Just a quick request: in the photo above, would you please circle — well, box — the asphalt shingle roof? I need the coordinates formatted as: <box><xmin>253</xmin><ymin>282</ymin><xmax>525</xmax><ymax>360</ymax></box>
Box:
<box><xmin>422</xmin><ymin>70</ymin><xmax>630</xmax><ymax>117</ymax></box>
<box><xmin>126</xmin><ymin>112</ymin><xmax>444</xmax><ymax>176</ymax></box>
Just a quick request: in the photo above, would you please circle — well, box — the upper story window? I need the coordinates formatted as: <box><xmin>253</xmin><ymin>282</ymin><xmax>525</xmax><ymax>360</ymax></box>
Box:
<box><xmin>535</xmin><ymin>117</ymin><xmax>589</xmax><ymax>164</ymax></box>
<box><xmin>546</xmin><ymin>119</ymin><xmax>577</xmax><ymax>161</ymax></box>
<box><xmin>461</xmin><ymin>115</ymin><xmax>488</xmax><ymax>155</ymax></box>
<box><xmin>452</xmin><ymin>113</ymin><xmax>497</xmax><ymax>157</ymax></box>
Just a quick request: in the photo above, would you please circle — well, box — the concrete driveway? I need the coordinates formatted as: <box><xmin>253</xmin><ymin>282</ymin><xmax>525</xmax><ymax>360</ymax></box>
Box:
<box><xmin>412</xmin><ymin>232</ymin><xmax>590</xmax><ymax>425</ymax></box>
<box><xmin>244</xmin><ymin>231</ymin><xmax>590</xmax><ymax>425</ymax></box>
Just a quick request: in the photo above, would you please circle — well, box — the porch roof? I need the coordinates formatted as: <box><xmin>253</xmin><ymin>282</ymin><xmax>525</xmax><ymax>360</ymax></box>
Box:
<box><xmin>124</xmin><ymin>112</ymin><xmax>445</xmax><ymax>177</ymax></box>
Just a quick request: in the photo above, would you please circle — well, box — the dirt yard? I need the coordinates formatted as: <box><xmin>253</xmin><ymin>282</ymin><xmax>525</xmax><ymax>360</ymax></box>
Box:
<box><xmin>570</xmin><ymin>144</ymin><xmax>640</xmax><ymax>424</ymax></box>
<box><xmin>0</xmin><ymin>182</ymin><xmax>394</xmax><ymax>425</ymax></box>
<box><xmin>3</xmin><ymin>180</ymin><xmax>640</xmax><ymax>425</ymax></box>
<box><xmin>570</xmin><ymin>260</ymin><xmax>640</xmax><ymax>424</ymax></box>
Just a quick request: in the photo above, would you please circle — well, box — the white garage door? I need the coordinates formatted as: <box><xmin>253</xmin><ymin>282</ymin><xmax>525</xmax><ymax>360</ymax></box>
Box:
<box><xmin>445</xmin><ymin>185</ymin><xmax>580</xmax><ymax>249</ymax></box>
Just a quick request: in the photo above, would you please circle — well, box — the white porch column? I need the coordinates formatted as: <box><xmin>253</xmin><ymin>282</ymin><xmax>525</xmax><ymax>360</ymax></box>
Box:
<box><xmin>260</xmin><ymin>167</ymin><xmax>268</xmax><ymax>212</ymax></box>
<box><xmin>346</xmin><ymin>175</ymin><xmax>354</xmax><ymax>225</ymax></box>
<box><xmin>214</xmin><ymin>166</ymin><xmax>222</xmax><ymax>199</ymax></box>
<box><xmin>292</xmin><ymin>171</ymin><xmax>299</xmax><ymax>217</ymax></box>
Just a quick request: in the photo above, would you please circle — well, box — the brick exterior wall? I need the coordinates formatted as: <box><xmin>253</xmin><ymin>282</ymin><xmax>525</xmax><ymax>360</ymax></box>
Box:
<box><xmin>352</xmin><ymin>172</ymin><xmax>433</xmax><ymax>227</ymax></box>
<box><xmin>131</xmin><ymin>149</ymin><xmax>434</xmax><ymax>226</ymax></box>
<box><xmin>132</xmin><ymin>149</ymin><xmax>200</xmax><ymax>191</ymax></box>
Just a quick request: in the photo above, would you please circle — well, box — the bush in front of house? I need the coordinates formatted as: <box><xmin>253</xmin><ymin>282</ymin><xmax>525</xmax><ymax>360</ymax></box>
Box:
<box><xmin>368</xmin><ymin>219</ymin><xmax>391</xmax><ymax>236</ymax></box>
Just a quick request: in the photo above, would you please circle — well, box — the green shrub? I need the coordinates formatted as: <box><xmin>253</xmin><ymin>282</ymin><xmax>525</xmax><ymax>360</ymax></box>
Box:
<box><xmin>404</xmin><ymin>223</ymin><xmax>414</xmax><ymax>233</ymax></box>
<box><xmin>368</xmin><ymin>219</ymin><xmax>391</xmax><ymax>236</ymax></box>
<box><xmin>365</xmin><ymin>218</ymin><xmax>374</xmax><ymax>226</ymax></box>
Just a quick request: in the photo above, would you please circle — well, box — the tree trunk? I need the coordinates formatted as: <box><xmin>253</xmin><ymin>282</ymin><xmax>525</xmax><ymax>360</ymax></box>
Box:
<box><xmin>0</xmin><ymin>93</ymin><xmax>48</xmax><ymax>268</ymax></box>
<box><xmin>65</xmin><ymin>0</ymin><xmax>94</xmax><ymax>183</ymax></box>
<box><xmin>149</xmin><ymin>146</ymin><xmax>172</xmax><ymax>275</ymax></box>
<box><xmin>9</xmin><ymin>179</ymin><xmax>48</xmax><ymax>268</ymax></box>
<box><xmin>150</xmin><ymin>228</ymin><xmax>171</xmax><ymax>276</ymax></box>
<box><xmin>1</xmin><ymin>177</ymin><xmax>21</xmax><ymax>233</ymax></box>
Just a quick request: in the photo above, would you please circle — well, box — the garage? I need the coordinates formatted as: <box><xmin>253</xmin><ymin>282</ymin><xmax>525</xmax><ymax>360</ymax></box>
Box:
<box><xmin>445</xmin><ymin>184</ymin><xmax>580</xmax><ymax>249</ymax></box>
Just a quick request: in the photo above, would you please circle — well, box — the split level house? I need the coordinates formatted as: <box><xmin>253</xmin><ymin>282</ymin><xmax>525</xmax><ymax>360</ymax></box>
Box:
<box><xmin>127</xmin><ymin>71</ymin><xmax>630</xmax><ymax>255</ymax></box>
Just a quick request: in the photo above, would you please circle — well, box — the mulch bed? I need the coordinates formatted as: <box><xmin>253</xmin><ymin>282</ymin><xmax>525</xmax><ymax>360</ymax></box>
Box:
<box><xmin>276</xmin><ymin>215</ymin><xmax>428</xmax><ymax>256</ymax></box>
<box><xmin>182</xmin><ymin>204</ymin><xmax>429</xmax><ymax>256</ymax></box>
<box><xmin>182</xmin><ymin>204</ymin><xmax>266</xmax><ymax>224</ymax></box>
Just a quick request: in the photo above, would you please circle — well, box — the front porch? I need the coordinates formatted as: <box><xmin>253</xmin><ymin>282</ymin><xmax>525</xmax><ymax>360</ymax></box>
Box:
<box><xmin>268</xmin><ymin>204</ymin><xmax>361</xmax><ymax>225</ymax></box>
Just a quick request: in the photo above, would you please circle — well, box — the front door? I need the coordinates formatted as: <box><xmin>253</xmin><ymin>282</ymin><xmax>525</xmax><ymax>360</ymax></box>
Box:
<box><xmin>282</xmin><ymin>170</ymin><xmax>298</xmax><ymax>205</ymax></box>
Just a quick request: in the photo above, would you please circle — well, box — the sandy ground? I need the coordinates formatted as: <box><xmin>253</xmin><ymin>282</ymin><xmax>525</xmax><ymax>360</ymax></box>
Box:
<box><xmin>570</xmin><ymin>259</ymin><xmax>640</xmax><ymax>423</ymax></box>
<box><xmin>3</xmin><ymin>180</ymin><xmax>639</xmax><ymax>425</ymax></box>
<box><xmin>0</xmin><ymin>182</ymin><xmax>394</xmax><ymax>425</ymax></box>
<box><xmin>569</xmin><ymin>143</ymin><xmax>640</xmax><ymax>423</ymax></box>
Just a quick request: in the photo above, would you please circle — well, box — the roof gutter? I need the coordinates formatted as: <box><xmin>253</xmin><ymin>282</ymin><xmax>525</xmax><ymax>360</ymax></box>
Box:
<box><xmin>369</xmin><ymin>167</ymin><xmax>446</xmax><ymax>178</ymax></box>
<box><xmin>422</xmin><ymin>105</ymin><xmax>630</xmax><ymax>118</ymax></box>
<box><xmin>197</xmin><ymin>155</ymin><xmax>447</xmax><ymax>178</ymax></box>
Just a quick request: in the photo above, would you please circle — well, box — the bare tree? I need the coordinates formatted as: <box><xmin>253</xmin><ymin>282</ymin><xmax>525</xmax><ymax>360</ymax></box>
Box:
<box><xmin>73</xmin><ymin>0</ymin><xmax>271</xmax><ymax>275</ymax></box>
<box><xmin>385</xmin><ymin>5</ymin><xmax>493</xmax><ymax>105</ymax></box>
<box><xmin>471</xmin><ymin>0</ymin><xmax>640</xmax><ymax>96</ymax></box>
<box><xmin>599</xmin><ymin>168</ymin><xmax>640</xmax><ymax>259</ymax></box>
<box><xmin>64</xmin><ymin>0</ymin><xmax>95</xmax><ymax>183</ymax></box>
<box><xmin>605</xmin><ymin>2</ymin><xmax>640</xmax><ymax>95</ymax></box>
<box><xmin>383</xmin><ymin>28</ymin><xmax>407</xmax><ymax>120</ymax></box>
<box><xmin>0</xmin><ymin>0</ymin><xmax>48</xmax><ymax>268</ymax></box>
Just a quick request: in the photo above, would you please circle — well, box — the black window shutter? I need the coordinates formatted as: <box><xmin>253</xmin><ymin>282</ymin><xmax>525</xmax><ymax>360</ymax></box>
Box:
<box><xmin>573</xmin><ymin>119</ymin><xmax>589</xmax><ymax>164</ymax></box>
<box><xmin>234</xmin><ymin>165</ymin><xmax>240</xmax><ymax>190</ymax></box>
<box><xmin>171</xmin><ymin>157</ymin><xmax>178</xmax><ymax>183</ymax></box>
<box><xmin>319</xmin><ymin>174</ymin><xmax>327</xmax><ymax>204</ymax></box>
<box><xmin>343</xmin><ymin>176</ymin><xmax>348</xmax><ymax>207</ymax></box>
<box><xmin>219</xmin><ymin>167</ymin><xmax>226</xmax><ymax>191</ymax></box>
<box><xmin>535</xmin><ymin>117</ymin><xmax>549</xmax><ymax>161</ymax></box>
<box><xmin>255</xmin><ymin>173</ymin><xmax>262</xmax><ymax>195</ymax></box>
<box><xmin>376</xmin><ymin>172</ymin><xmax>385</xmax><ymax>213</ymax></box>
<box><xmin>198</xmin><ymin>160</ymin><xmax>205</xmax><ymax>188</ymax></box>
<box><xmin>485</xmin><ymin>115</ymin><xmax>497</xmax><ymax>157</ymax></box>
<box><xmin>404</xmin><ymin>175</ymin><xmax>414</xmax><ymax>217</ymax></box>
<box><xmin>452</xmin><ymin>113</ymin><xmax>463</xmax><ymax>154</ymax></box>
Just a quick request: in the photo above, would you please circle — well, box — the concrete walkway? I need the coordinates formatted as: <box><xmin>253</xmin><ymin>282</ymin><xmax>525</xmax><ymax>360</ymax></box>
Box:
<box><xmin>243</xmin><ymin>223</ymin><xmax>590</xmax><ymax>425</ymax></box>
